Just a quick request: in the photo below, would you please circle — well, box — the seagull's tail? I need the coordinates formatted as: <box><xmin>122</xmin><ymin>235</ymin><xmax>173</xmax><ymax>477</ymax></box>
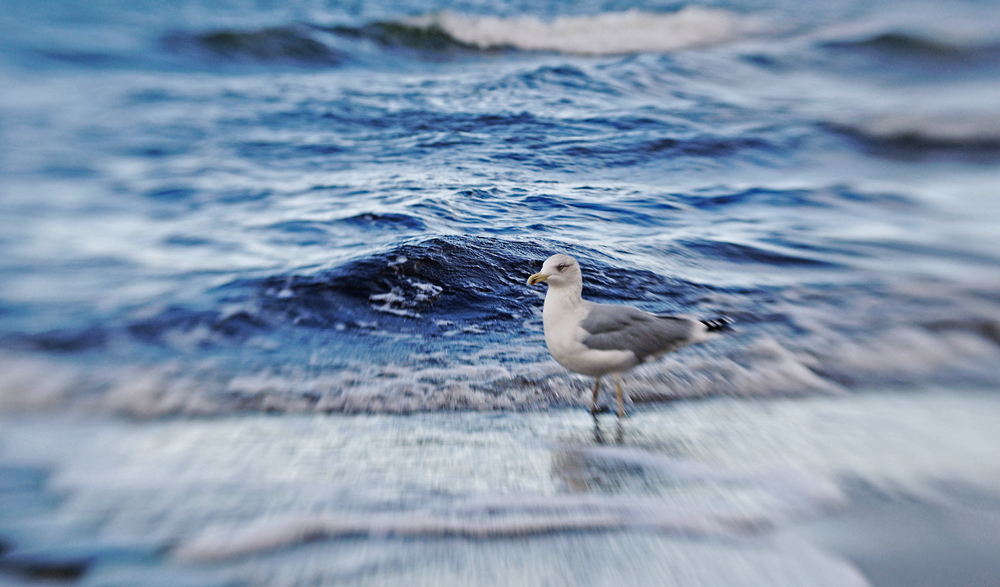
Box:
<box><xmin>700</xmin><ymin>317</ymin><xmax>734</xmax><ymax>332</ymax></box>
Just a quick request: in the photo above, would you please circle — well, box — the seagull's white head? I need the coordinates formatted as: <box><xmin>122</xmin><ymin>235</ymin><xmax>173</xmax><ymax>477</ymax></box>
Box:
<box><xmin>527</xmin><ymin>253</ymin><xmax>582</xmax><ymax>289</ymax></box>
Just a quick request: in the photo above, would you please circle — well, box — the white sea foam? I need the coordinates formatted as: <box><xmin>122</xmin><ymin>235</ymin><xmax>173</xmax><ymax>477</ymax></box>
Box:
<box><xmin>0</xmin><ymin>353</ymin><xmax>78</xmax><ymax>411</ymax></box>
<box><xmin>369</xmin><ymin>278</ymin><xmax>443</xmax><ymax>317</ymax></box>
<box><xmin>103</xmin><ymin>338</ymin><xmax>834</xmax><ymax>416</ymax></box>
<box><xmin>618</xmin><ymin>337</ymin><xmax>840</xmax><ymax>406</ymax></box>
<box><xmin>409</xmin><ymin>7</ymin><xmax>746</xmax><ymax>55</ymax></box>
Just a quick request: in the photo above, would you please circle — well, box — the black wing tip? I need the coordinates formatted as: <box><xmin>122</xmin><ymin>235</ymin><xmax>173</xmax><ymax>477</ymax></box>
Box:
<box><xmin>701</xmin><ymin>317</ymin><xmax>734</xmax><ymax>332</ymax></box>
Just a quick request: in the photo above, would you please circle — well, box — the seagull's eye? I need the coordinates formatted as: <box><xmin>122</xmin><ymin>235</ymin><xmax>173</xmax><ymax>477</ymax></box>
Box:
<box><xmin>556</xmin><ymin>264</ymin><xmax>567</xmax><ymax>271</ymax></box>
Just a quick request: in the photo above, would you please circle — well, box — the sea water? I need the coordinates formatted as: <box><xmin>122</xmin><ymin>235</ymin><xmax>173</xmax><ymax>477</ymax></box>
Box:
<box><xmin>3</xmin><ymin>390</ymin><xmax>1000</xmax><ymax>586</ymax></box>
<box><xmin>1</xmin><ymin>0</ymin><xmax>999</xmax><ymax>584</ymax></box>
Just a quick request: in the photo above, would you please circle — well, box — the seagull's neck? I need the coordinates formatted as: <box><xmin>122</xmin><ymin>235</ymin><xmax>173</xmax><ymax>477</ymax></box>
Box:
<box><xmin>543</xmin><ymin>282</ymin><xmax>584</xmax><ymax>319</ymax></box>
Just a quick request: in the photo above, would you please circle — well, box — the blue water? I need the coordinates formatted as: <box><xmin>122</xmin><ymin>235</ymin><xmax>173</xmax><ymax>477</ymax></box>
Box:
<box><xmin>2</xmin><ymin>0</ymin><xmax>1000</xmax><ymax>414</ymax></box>
<box><xmin>2</xmin><ymin>1</ymin><xmax>1000</xmax><ymax>585</ymax></box>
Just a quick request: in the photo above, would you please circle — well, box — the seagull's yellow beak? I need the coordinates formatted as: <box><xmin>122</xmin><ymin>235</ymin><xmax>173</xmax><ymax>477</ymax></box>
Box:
<box><xmin>527</xmin><ymin>272</ymin><xmax>548</xmax><ymax>286</ymax></box>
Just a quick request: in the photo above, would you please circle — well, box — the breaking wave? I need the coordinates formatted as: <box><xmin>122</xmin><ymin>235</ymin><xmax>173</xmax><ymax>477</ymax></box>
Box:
<box><xmin>401</xmin><ymin>8</ymin><xmax>745</xmax><ymax>55</ymax></box>
<box><xmin>161</xmin><ymin>6</ymin><xmax>748</xmax><ymax>65</ymax></box>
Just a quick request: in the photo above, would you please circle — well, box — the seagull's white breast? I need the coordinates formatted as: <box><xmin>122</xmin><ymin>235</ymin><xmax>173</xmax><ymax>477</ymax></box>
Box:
<box><xmin>542</xmin><ymin>288</ymin><xmax>637</xmax><ymax>377</ymax></box>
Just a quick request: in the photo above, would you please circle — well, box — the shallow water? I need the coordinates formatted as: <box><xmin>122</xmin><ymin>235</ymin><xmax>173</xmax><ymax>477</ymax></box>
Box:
<box><xmin>2</xmin><ymin>389</ymin><xmax>1000</xmax><ymax>586</ymax></box>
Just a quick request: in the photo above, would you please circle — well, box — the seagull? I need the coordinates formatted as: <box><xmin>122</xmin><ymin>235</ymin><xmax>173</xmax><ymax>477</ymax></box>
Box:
<box><xmin>527</xmin><ymin>253</ymin><xmax>730</xmax><ymax>418</ymax></box>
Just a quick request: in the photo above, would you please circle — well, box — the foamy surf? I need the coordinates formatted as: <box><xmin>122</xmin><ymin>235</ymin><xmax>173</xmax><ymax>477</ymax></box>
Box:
<box><xmin>0</xmin><ymin>335</ymin><xmax>839</xmax><ymax>418</ymax></box>
<box><xmin>7</xmin><ymin>313</ymin><xmax>1000</xmax><ymax>417</ymax></box>
<box><xmin>406</xmin><ymin>7</ymin><xmax>745</xmax><ymax>55</ymax></box>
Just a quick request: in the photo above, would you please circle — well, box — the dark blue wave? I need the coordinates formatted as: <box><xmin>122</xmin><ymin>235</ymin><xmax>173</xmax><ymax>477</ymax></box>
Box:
<box><xmin>117</xmin><ymin>237</ymin><xmax>553</xmax><ymax>348</ymax></box>
<box><xmin>824</xmin><ymin>122</ymin><xmax>1000</xmax><ymax>163</ymax></box>
<box><xmin>679</xmin><ymin>186</ymin><xmax>916</xmax><ymax>210</ymax></box>
<box><xmin>7</xmin><ymin>236</ymin><xmax>730</xmax><ymax>356</ymax></box>
<box><xmin>680</xmin><ymin>240</ymin><xmax>844</xmax><ymax>269</ymax></box>
<box><xmin>822</xmin><ymin>33</ymin><xmax>1000</xmax><ymax>67</ymax></box>
<box><xmin>325</xmin><ymin>21</ymin><xmax>484</xmax><ymax>53</ymax></box>
<box><xmin>161</xmin><ymin>26</ymin><xmax>346</xmax><ymax>66</ymax></box>
<box><xmin>0</xmin><ymin>327</ymin><xmax>108</xmax><ymax>353</ymax></box>
<box><xmin>230</xmin><ymin>101</ymin><xmax>789</xmax><ymax>170</ymax></box>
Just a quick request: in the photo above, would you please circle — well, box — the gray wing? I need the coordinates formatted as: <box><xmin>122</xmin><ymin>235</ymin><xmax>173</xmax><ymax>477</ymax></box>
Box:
<box><xmin>580</xmin><ymin>303</ymin><xmax>699</xmax><ymax>361</ymax></box>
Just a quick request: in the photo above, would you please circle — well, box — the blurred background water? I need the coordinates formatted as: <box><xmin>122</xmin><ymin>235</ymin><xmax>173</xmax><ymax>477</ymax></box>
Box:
<box><xmin>1</xmin><ymin>0</ymin><xmax>999</xmax><ymax>585</ymax></box>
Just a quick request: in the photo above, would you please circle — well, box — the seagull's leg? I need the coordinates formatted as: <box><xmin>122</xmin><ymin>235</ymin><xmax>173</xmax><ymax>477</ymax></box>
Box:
<box><xmin>615</xmin><ymin>373</ymin><xmax>625</xmax><ymax>419</ymax></box>
<box><xmin>590</xmin><ymin>376</ymin><xmax>602</xmax><ymax>415</ymax></box>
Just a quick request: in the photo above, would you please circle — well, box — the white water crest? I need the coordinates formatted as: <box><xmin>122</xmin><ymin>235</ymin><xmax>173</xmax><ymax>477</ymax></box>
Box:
<box><xmin>409</xmin><ymin>7</ymin><xmax>744</xmax><ymax>55</ymax></box>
